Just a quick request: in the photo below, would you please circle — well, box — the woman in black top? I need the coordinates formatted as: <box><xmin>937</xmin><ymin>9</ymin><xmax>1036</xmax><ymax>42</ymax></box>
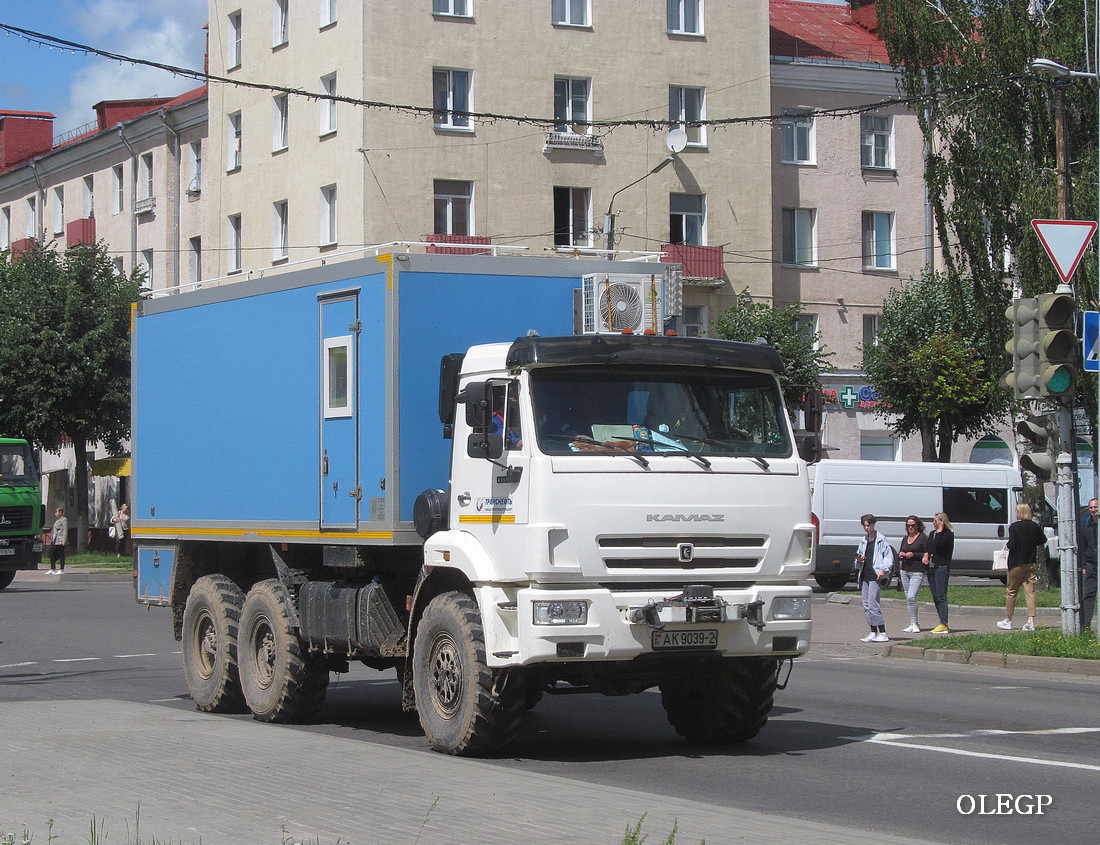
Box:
<box><xmin>898</xmin><ymin>515</ymin><xmax>929</xmax><ymax>633</ymax></box>
<box><xmin>999</xmin><ymin>502</ymin><xmax>1045</xmax><ymax>632</ymax></box>
<box><xmin>925</xmin><ymin>512</ymin><xmax>955</xmax><ymax>633</ymax></box>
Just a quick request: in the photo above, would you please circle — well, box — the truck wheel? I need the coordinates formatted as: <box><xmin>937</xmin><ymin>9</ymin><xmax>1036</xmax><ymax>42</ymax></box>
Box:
<box><xmin>814</xmin><ymin>574</ymin><xmax>849</xmax><ymax>591</ymax></box>
<box><xmin>659</xmin><ymin>657</ymin><xmax>778</xmax><ymax>743</ymax></box>
<box><xmin>412</xmin><ymin>591</ymin><xmax>525</xmax><ymax>756</ymax></box>
<box><xmin>0</xmin><ymin>570</ymin><xmax>16</xmax><ymax>590</ymax></box>
<box><xmin>238</xmin><ymin>579</ymin><xmax>329</xmax><ymax>723</ymax></box>
<box><xmin>181</xmin><ymin>575</ymin><xmax>247</xmax><ymax>713</ymax></box>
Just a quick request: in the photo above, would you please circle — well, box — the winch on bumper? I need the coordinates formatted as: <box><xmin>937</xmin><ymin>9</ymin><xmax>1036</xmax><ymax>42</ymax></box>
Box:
<box><xmin>478</xmin><ymin>583</ymin><xmax>812</xmax><ymax>668</ymax></box>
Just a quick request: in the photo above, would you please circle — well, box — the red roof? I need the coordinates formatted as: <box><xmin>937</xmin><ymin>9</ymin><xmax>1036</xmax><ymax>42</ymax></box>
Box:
<box><xmin>771</xmin><ymin>0</ymin><xmax>891</xmax><ymax>66</ymax></box>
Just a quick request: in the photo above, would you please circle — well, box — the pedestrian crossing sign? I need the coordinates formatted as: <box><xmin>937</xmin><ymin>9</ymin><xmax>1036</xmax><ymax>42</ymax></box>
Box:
<box><xmin>1084</xmin><ymin>310</ymin><xmax>1099</xmax><ymax>373</ymax></box>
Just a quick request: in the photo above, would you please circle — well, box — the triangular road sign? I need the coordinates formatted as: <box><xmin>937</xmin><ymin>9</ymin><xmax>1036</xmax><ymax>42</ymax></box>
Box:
<box><xmin>1032</xmin><ymin>219</ymin><xmax>1098</xmax><ymax>284</ymax></box>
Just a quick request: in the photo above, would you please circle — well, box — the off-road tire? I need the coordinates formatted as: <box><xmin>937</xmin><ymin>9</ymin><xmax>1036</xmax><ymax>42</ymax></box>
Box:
<box><xmin>0</xmin><ymin>570</ymin><xmax>16</xmax><ymax>590</ymax></box>
<box><xmin>181</xmin><ymin>575</ymin><xmax>247</xmax><ymax>713</ymax></box>
<box><xmin>814</xmin><ymin>574</ymin><xmax>849</xmax><ymax>592</ymax></box>
<box><xmin>238</xmin><ymin>579</ymin><xmax>329</xmax><ymax>723</ymax></box>
<box><xmin>412</xmin><ymin>590</ymin><xmax>526</xmax><ymax>756</ymax></box>
<box><xmin>659</xmin><ymin>656</ymin><xmax>778</xmax><ymax>743</ymax></box>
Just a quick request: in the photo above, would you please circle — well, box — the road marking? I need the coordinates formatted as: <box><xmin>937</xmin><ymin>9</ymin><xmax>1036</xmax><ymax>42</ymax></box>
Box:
<box><xmin>53</xmin><ymin>657</ymin><xmax>101</xmax><ymax>663</ymax></box>
<box><xmin>0</xmin><ymin>662</ymin><xmax>37</xmax><ymax>668</ymax></box>
<box><xmin>114</xmin><ymin>653</ymin><xmax>158</xmax><ymax>658</ymax></box>
<box><xmin>842</xmin><ymin>728</ymin><xmax>1100</xmax><ymax>772</ymax></box>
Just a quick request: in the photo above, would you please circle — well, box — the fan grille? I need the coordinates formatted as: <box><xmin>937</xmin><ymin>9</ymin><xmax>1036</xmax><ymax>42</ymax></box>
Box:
<box><xmin>600</xmin><ymin>282</ymin><xmax>643</xmax><ymax>330</ymax></box>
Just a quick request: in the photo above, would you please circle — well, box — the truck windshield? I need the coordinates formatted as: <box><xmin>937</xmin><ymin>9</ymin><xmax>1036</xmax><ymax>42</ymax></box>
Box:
<box><xmin>0</xmin><ymin>443</ymin><xmax>37</xmax><ymax>486</ymax></box>
<box><xmin>530</xmin><ymin>367</ymin><xmax>792</xmax><ymax>458</ymax></box>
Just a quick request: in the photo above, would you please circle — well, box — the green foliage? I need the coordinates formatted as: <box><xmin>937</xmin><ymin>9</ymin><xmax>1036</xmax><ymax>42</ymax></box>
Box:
<box><xmin>709</xmin><ymin>291</ymin><xmax>833</xmax><ymax>410</ymax></box>
<box><xmin>906</xmin><ymin>627</ymin><xmax>1098</xmax><ymax>660</ymax></box>
<box><xmin>862</xmin><ymin>272</ymin><xmax>1009</xmax><ymax>460</ymax></box>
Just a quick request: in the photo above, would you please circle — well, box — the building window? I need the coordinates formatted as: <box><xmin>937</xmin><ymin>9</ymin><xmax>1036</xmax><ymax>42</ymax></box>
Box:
<box><xmin>139</xmin><ymin>153</ymin><xmax>154</xmax><ymax>199</ymax></box>
<box><xmin>796</xmin><ymin>313</ymin><xmax>819</xmax><ymax>350</ymax></box>
<box><xmin>433</xmin><ymin>0</ymin><xmax>470</xmax><ymax>16</ymax></box>
<box><xmin>682</xmin><ymin>304</ymin><xmax>708</xmax><ymax>337</ymax></box>
<box><xmin>669</xmin><ymin>85</ymin><xmax>705</xmax><ymax>147</ymax></box>
<box><xmin>861</xmin><ymin>434</ymin><xmax>899</xmax><ymax>461</ymax></box>
<box><xmin>862</xmin><ymin>211</ymin><xmax>895</xmax><ymax>270</ymax></box>
<box><xmin>272</xmin><ymin>200</ymin><xmax>289</xmax><ymax>261</ymax></box>
<box><xmin>139</xmin><ymin>249</ymin><xmax>154</xmax><ymax>289</ymax></box>
<box><xmin>781</xmin><ymin>208</ymin><xmax>816</xmax><ymax>266</ymax></box>
<box><xmin>667</xmin><ymin>0</ymin><xmax>703</xmax><ymax>34</ymax></box>
<box><xmin>1</xmin><ymin>207</ymin><xmax>10</xmax><ymax>249</ymax></box>
<box><xmin>83</xmin><ymin>175</ymin><xmax>94</xmax><ymax>217</ymax></box>
<box><xmin>227</xmin><ymin>112</ymin><xmax>243</xmax><ymax>170</ymax></box>
<box><xmin>112</xmin><ymin>165</ymin><xmax>125</xmax><ymax>214</ymax></box>
<box><xmin>320</xmin><ymin>184</ymin><xmax>337</xmax><ymax>246</ymax></box>
<box><xmin>52</xmin><ymin>187</ymin><xmax>64</xmax><ymax>235</ymax></box>
<box><xmin>320</xmin><ymin>0</ymin><xmax>337</xmax><ymax>27</ymax></box>
<box><xmin>227</xmin><ymin>11</ymin><xmax>243</xmax><ymax>69</ymax></box>
<box><xmin>25</xmin><ymin>197</ymin><xmax>36</xmax><ymax>238</ymax></box>
<box><xmin>433</xmin><ymin>68</ymin><xmax>471</xmax><ymax>129</ymax></box>
<box><xmin>188</xmin><ymin>142</ymin><xmax>202</xmax><ymax>194</ymax></box>
<box><xmin>320</xmin><ymin>73</ymin><xmax>337</xmax><ymax>135</ymax></box>
<box><xmin>863</xmin><ymin>313</ymin><xmax>881</xmax><ymax>349</ymax></box>
<box><xmin>552</xmin><ymin>0</ymin><xmax>589</xmax><ymax>26</ymax></box>
<box><xmin>861</xmin><ymin>114</ymin><xmax>893</xmax><ymax>169</ymax></box>
<box><xmin>272</xmin><ymin>94</ymin><xmax>289</xmax><ymax>152</ymax></box>
<box><xmin>113</xmin><ymin>256</ymin><xmax>125</xmax><ymax>276</ymax></box>
<box><xmin>273</xmin><ymin>0</ymin><xmax>288</xmax><ymax>46</ymax></box>
<box><xmin>189</xmin><ymin>236</ymin><xmax>202</xmax><ymax>285</ymax></box>
<box><xmin>434</xmin><ymin>179</ymin><xmax>473</xmax><ymax>235</ymax></box>
<box><xmin>554</xmin><ymin>77</ymin><xmax>590</xmax><ymax>133</ymax></box>
<box><xmin>553</xmin><ymin>186</ymin><xmax>591</xmax><ymax>246</ymax></box>
<box><xmin>780</xmin><ymin>110</ymin><xmax>814</xmax><ymax>164</ymax></box>
<box><xmin>670</xmin><ymin>193</ymin><xmax>705</xmax><ymax>245</ymax></box>
<box><xmin>228</xmin><ymin>214</ymin><xmax>243</xmax><ymax>273</ymax></box>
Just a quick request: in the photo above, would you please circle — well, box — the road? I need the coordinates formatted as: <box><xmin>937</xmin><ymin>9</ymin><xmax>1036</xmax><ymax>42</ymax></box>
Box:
<box><xmin>1</xmin><ymin>573</ymin><xmax>1096</xmax><ymax>844</ymax></box>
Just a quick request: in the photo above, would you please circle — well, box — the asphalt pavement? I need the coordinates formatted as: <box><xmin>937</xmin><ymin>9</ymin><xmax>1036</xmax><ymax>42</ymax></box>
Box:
<box><xmin>1</xmin><ymin>568</ymin><xmax>1094</xmax><ymax>844</ymax></box>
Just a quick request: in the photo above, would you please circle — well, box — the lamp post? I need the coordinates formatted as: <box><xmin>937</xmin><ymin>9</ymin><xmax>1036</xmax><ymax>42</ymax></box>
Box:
<box><xmin>1030</xmin><ymin>57</ymin><xmax>1098</xmax><ymax>635</ymax></box>
<box><xmin>602</xmin><ymin>155</ymin><xmax>676</xmax><ymax>256</ymax></box>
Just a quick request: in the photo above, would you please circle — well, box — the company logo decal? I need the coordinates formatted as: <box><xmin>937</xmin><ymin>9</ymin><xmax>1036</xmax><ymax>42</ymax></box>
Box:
<box><xmin>646</xmin><ymin>513</ymin><xmax>724</xmax><ymax>522</ymax></box>
<box><xmin>476</xmin><ymin>497</ymin><xmax>514</xmax><ymax>513</ymax></box>
<box><xmin>0</xmin><ymin>514</ymin><xmax>10</xmax><ymax>526</ymax></box>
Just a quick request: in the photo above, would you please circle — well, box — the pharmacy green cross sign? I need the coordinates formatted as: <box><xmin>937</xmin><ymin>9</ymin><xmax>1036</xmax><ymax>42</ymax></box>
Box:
<box><xmin>839</xmin><ymin>386</ymin><xmax>859</xmax><ymax>409</ymax></box>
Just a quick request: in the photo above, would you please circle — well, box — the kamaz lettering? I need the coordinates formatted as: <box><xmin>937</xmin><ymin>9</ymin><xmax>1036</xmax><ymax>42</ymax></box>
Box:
<box><xmin>646</xmin><ymin>513</ymin><xmax>725</xmax><ymax>522</ymax></box>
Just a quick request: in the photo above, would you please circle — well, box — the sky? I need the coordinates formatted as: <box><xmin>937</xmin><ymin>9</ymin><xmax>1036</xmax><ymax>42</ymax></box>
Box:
<box><xmin>0</xmin><ymin>0</ymin><xmax>848</xmax><ymax>138</ymax></box>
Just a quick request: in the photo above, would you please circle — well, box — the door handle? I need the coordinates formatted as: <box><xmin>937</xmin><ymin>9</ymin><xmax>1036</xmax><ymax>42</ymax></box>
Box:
<box><xmin>998</xmin><ymin>525</ymin><xmax>1005</xmax><ymax>538</ymax></box>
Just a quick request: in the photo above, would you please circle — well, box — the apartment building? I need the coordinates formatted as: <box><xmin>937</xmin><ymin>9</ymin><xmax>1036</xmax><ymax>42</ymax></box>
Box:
<box><xmin>0</xmin><ymin>87</ymin><xmax>208</xmax><ymax>293</ymax></box>
<box><xmin>203</xmin><ymin>0</ymin><xmax>775</xmax><ymax>327</ymax></box>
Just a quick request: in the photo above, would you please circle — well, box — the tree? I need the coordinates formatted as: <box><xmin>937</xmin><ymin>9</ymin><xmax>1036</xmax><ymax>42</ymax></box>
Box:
<box><xmin>863</xmin><ymin>272</ymin><xmax>1008</xmax><ymax>461</ymax></box>
<box><xmin>0</xmin><ymin>242</ymin><xmax>145</xmax><ymax>551</ymax></box>
<box><xmin>709</xmin><ymin>292</ymin><xmax>833</xmax><ymax>411</ymax></box>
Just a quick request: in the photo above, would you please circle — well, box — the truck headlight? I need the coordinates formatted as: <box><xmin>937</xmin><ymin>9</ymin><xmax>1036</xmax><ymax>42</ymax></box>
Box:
<box><xmin>533</xmin><ymin>600</ymin><xmax>588</xmax><ymax>625</ymax></box>
<box><xmin>771</xmin><ymin>597</ymin><xmax>811</xmax><ymax>621</ymax></box>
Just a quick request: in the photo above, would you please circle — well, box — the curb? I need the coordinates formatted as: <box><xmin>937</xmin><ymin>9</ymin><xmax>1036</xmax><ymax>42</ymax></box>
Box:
<box><xmin>882</xmin><ymin>643</ymin><xmax>1100</xmax><ymax>675</ymax></box>
<box><xmin>58</xmin><ymin>571</ymin><xmax>132</xmax><ymax>583</ymax></box>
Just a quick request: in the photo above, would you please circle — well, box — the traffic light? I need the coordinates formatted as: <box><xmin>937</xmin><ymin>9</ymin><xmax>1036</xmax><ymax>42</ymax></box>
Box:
<box><xmin>1035</xmin><ymin>291</ymin><xmax>1077</xmax><ymax>397</ymax></box>
<box><xmin>1017</xmin><ymin>414</ymin><xmax>1059</xmax><ymax>481</ymax></box>
<box><xmin>1002</xmin><ymin>298</ymin><xmax>1041</xmax><ymax>398</ymax></box>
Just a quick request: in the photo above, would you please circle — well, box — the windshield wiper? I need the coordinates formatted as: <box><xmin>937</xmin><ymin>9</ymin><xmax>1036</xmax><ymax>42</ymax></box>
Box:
<box><xmin>661</xmin><ymin>433</ymin><xmax>770</xmax><ymax>469</ymax></box>
<box><xmin>591</xmin><ymin>434</ymin><xmax>712</xmax><ymax>469</ymax></box>
<box><xmin>542</xmin><ymin>434</ymin><xmax>650</xmax><ymax>467</ymax></box>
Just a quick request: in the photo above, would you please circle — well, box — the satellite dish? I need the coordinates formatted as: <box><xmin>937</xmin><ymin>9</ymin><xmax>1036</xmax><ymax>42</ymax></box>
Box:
<box><xmin>666</xmin><ymin>128</ymin><xmax>688</xmax><ymax>154</ymax></box>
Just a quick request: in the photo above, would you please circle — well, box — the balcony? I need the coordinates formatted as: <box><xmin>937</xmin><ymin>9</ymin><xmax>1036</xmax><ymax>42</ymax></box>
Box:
<box><xmin>544</xmin><ymin>131</ymin><xmax>604</xmax><ymax>154</ymax></box>
<box><xmin>134</xmin><ymin>195</ymin><xmax>156</xmax><ymax>216</ymax></box>
<box><xmin>8</xmin><ymin>238</ymin><xmax>36</xmax><ymax>258</ymax></box>
<box><xmin>661</xmin><ymin>244</ymin><xmax>724</xmax><ymax>281</ymax></box>
<box><xmin>425</xmin><ymin>234</ymin><xmax>493</xmax><ymax>256</ymax></box>
<box><xmin>66</xmin><ymin>217</ymin><xmax>96</xmax><ymax>248</ymax></box>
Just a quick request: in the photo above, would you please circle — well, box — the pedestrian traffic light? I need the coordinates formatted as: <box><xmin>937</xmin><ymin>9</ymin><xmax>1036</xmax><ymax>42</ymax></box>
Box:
<box><xmin>1017</xmin><ymin>414</ymin><xmax>1059</xmax><ymax>481</ymax></box>
<box><xmin>1001</xmin><ymin>298</ymin><xmax>1042</xmax><ymax>398</ymax></box>
<box><xmin>1035</xmin><ymin>291</ymin><xmax>1077</xmax><ymax>397</ymax></box>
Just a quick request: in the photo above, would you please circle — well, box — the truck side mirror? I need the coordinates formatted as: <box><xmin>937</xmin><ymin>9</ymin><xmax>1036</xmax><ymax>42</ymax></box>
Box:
<box><xmin>802</xmin><ymin>388</ymin><xmax>822</xmax><ymax>434</ymax></box>
<box><xmin>796</xmin><ymin>432</ymin><xmax>822</xmax><ymax>464</ymax></box>
<box><xmin>468</xmin><ymin>432</ymin><xmax>504</xmax><ymax>461</ymax></box>
<box><xmin>464</xmin><ymin>381</ymin><xmax>493</xmax><ymax>428</ymax></box>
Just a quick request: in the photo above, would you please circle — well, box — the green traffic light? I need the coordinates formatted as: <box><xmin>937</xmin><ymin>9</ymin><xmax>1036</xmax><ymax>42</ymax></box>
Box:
<box><xmin>1046</xmin><ymin>364</ymin><xmax>1074</xmax><ymax>394</ymax></box>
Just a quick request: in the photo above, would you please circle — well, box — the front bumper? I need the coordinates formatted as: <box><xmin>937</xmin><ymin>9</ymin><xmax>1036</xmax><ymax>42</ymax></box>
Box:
<box><xmin>478</xmin><ymin>583</ymin><xmax>812</xmax><ymax>668</ymax></box>
<box><xmin>0</xmin><ymin>536</ymin><xmax>43</xmax><ymax>570</ymax></box>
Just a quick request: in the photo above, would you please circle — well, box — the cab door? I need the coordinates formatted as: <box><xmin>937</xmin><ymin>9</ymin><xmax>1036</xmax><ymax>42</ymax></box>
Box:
<box><xmin>320</xmin><ymin>293</ymin><xmax>360</xmax><ymax>529</ymax></box>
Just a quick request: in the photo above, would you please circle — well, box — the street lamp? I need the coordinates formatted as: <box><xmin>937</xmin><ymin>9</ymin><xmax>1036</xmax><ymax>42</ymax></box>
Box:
<box><xmin>602</xmin><ymin>155</ymin><xmax>676</xmax><ymax>256</ymax></box>
<box><xmin>1031</xmin><ymin>56</ymin><xmax>1100</xmax><ymax>635</ymax></box>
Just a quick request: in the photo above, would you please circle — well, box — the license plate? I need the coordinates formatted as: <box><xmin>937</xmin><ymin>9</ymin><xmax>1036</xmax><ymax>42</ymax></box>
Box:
<box><xmin>0</xmin><ymin>548</ymin><xmax>14</xmax><ymax>556</ymax></box>
<box><xmin>651</xmin><ymin>629</ymin><xmax>718</xmax><ymax>650</ymax></box>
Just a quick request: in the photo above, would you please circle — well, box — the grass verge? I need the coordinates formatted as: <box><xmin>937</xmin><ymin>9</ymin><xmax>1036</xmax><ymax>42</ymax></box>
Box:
<box><xmin>64</xmin><ymin>552</ymin><xmax>132</xmax><ymax>571</ymax></box>
<box><xmin>888</xmin><ymin>584</ymin><xmax>1063</xmax><ymax>608</ymax></box>
<box><xmin>904</xmin><ymin>627</ymin><xmax>1098</xmax><ymax>660</ymax></box>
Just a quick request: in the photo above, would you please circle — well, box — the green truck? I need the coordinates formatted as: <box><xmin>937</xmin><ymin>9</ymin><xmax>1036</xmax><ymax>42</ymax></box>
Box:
<box><xmin>0</xmin><ymin>438</ymin><xmax>43</xmax><ymax>589</ymax></box>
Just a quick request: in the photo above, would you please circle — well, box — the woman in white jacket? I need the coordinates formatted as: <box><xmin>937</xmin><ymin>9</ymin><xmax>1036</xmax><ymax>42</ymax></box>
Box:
<box><xmin>855</xmin><ymin>514</ymin><xmax>893</xmax><ymax>643</ymax></box>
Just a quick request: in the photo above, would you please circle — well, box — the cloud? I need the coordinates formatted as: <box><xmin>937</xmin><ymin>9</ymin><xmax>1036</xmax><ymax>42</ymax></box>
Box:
<box><xmin>54</xmin><ymin>0</ymin><xmax>207</xmax><ymax>133</ymax></box>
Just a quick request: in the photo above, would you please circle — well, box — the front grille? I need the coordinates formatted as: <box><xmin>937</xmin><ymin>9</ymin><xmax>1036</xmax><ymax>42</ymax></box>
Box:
<box><xmin>600</xmin><ymin>536</ymin><xmax>764</xmax><ymax>549</ymax></box>
<box><xmin>605</xmin><ymin>557</ymin><xmax>758</xmax><ymax>569</ymax></box>
<box><xmin>0</xmin><ymin>506</ymin><xmax>33</xmax><ymax>532</ymax></box>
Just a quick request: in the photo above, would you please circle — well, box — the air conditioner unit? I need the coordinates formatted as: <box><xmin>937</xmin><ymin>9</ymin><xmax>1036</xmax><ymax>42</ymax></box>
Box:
<box><xmin>582</xmin><ymin>273</ymin><xmax>665</xmax><ymax>334</ymax></box>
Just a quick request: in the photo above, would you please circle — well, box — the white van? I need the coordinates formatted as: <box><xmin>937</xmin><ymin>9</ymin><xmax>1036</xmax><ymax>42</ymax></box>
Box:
<box><xmin>808</xmin><ymin>460</ymin><xmax>1057</xmax><ymax>590</ymax></box>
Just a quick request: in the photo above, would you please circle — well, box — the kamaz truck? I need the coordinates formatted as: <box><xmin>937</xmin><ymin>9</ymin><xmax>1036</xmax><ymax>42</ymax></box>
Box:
<box><xmin>0</xmin><ymin>438</ymin><xmax>43</xmax><ymax>589</ymax></box>
<box><xmin>133</xmin><ymin>252</ymin><xmax>814</xmax><ymax>756</ymax></box>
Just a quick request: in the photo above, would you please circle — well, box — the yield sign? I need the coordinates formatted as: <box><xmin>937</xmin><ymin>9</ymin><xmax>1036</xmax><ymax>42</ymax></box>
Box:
<box><xmin>1032</xmin><ymin>219</ymin><xmax>1097</xmax><ymax>284</ymax></box>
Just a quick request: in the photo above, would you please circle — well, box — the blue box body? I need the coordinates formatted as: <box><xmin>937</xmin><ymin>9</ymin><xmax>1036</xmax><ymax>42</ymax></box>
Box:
<box><xmin>132</xmin><ymin>253</ymin><xmax>655</xmax><ymax>547</ymax></box>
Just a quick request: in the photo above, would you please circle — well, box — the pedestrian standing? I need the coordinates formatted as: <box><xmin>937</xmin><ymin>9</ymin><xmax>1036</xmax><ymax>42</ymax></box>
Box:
<box><xmin>855</xmin><ymin>514</ymin><xmax>893</xmax><ymax>643</ymax></box>
<box><xmin>47</xmin><ymin>507</ymin><xmax>68</xmax><ymax>575</ymax></box>
<box><xmin>898</xmin><ymin>515</ymin><xmax>929</xmax><ymax>633</ymax></box>
<box><xmin>1080</xmin><ymin>499</ymin><xmax>1098</xmax><ymax>630</ymax></box>
<box><xmin>926</xmin><ymin>512</ymin><xmax>955</xmax><ymax>633</ymax></box>
<box><xmin>998</xmin><ymin>502</ymin><xmax>1045</xmax><ymax>632</ymax></box>
<box><xmin>111</xmin><ymin>503</ymin><xmax>130</xmax><ymax>558</ymax></box>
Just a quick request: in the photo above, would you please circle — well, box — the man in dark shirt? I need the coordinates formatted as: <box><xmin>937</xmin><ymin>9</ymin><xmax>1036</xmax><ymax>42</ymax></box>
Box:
<box><xmin>1080</xmin><ymin>499</ymin><xmax>1098</xmax><ymax>629</ymax></box>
